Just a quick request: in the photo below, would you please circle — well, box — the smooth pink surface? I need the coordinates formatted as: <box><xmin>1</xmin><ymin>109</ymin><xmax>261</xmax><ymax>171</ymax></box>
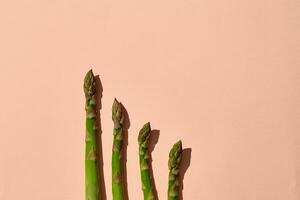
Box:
<box><xmin>0</xmin><ymin>0</ymin><xmax>299</xmax><ymax>199</ymax></box>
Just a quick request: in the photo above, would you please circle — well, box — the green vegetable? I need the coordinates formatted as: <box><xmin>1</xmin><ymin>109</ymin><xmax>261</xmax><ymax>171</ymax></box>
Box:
<box><xmin>84</xmin><ymin>70</ymin><xmax>100</xmax><ymax>200</ymax></box>
<box><xmin>168</xmin><ymin>140</ymin><xmax>182</xmax><ymax>200</ymax></box>
<box><xmin>112</xmin><ymin>98</ymin><xmax>125</xmax><ymax>200</ymax></box>
<box><xmin>138</xmin><ymin>122</ymin><xmax>156</xmax><ymax>200</ymax></box>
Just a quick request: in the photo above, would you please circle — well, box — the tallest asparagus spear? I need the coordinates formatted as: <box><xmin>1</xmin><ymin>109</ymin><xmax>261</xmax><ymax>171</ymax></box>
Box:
<box><xmin>84</xmin><ymin>70</ymin><xmax>100</xmax><ymax>200</ymax></box>
<box><xmin>112</xmin><ymin>99</ymin><xmax>125</xmax><ymax>200</ymax></box>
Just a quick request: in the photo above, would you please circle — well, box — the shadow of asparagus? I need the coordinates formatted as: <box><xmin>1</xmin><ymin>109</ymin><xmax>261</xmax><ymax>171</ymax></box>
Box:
<box><xmin>95</xmin><ymin>75</ymin><xmax>107</xmax><ymax>200</ymax></box>
<box><xmin>148</xmin><ymin>129</ymin><xmax>160</xmax><ymax>200</ymax></box>
<box><xmin>121</xmin><ymin>104</ymin><xmax>130</xmax><ymax>200</ymax></box>
<box><xmin>179</xmin><ymin>148</ymin><xmax>192</xmax><ymax>200</ymax></box>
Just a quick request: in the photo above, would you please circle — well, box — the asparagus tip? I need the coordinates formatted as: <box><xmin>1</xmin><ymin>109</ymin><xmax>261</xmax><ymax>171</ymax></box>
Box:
<box><xmin>112</xmin><ymin>98</ymin><xmax>121</xmax><ymax>111</ymax></box>
<box><xmin>84</xmin><ymin>69</ymin><xmax>96</xmax><ymax>98</ymax></box>
<box><xmin>168</xmin><ymin>140</ymin><xmax>182</xmax><ymax>170</ymax></box>
<box><xmin>138</xmin><ymin>122</ymin><xmax>151</xmax><ymax>145</ymax></box>
<box><xmin>112</xmin><ymin>98</ymin><xmax>124</xmax><ymax>128</ymax></box>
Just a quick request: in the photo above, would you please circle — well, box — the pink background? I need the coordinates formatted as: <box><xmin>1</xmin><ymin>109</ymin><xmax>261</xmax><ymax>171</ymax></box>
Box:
<box><xmin>0</xmin><ymin>0</ymin><xmax>299</xmax><ymax>199</ymax></box>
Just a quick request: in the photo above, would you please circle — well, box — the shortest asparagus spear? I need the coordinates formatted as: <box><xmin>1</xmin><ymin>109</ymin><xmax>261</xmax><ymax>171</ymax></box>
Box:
<box><xmin>138</xmin><ymin>122</ymin><xmax>156</xmax><ymax>200</ymax></box>
<box><xmin>168</xmin><ymin>140</ymin><xmax>182</xmax><ymax>200</ymax></box>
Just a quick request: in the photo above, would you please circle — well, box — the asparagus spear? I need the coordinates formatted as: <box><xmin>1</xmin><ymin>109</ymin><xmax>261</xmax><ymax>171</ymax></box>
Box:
<box><xmin>168</xmin><ymin>140</ymin><xmax>182</xmax><ymax>200</ymax></box>
<box><xmin>112</xmin><ymin>98</ymin><xmax>125</xmax><ymax>200</ymax></box>
<box><xmin>138</xmin><ymin>122</ymin><xmax>156</xmax><ymax>200</ymax></box>
<box><xmin>84</xmin><ymin>70</ymin><xmax>100</xmax><ymax>200</ymax></box>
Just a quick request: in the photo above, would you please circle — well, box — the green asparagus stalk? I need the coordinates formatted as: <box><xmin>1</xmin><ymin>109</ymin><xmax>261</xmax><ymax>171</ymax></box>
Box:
<box><xmin>84</xmin><ymin>70</ymin><xmax>100</xmax><ymax>200</ymax></box>
<box><xmin>138</xmin><ymin>122</ymin><xmax>156</xmax><ymax>200</ymax></box>
<box><xmin>168</xmin><ymin>140</ymin><xmax>182</xmax><ymax>200</ymax></box>
<box><xmin>112</xmin><ymin>98</ymin><xmax>125</xmax><ymax>200</ymax></box>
